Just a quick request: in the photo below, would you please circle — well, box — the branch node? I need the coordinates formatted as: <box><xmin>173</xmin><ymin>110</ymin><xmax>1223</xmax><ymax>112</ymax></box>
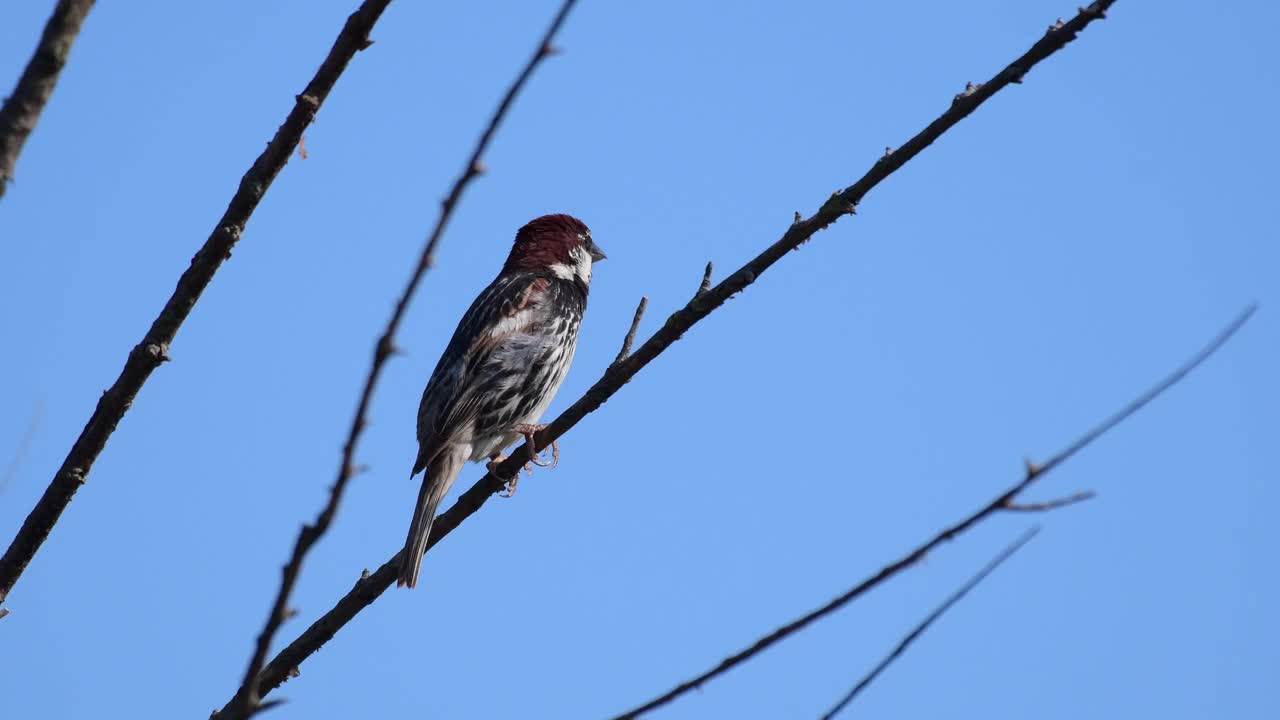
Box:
<box><xmin>469</xmin><ymin>159</ymin><xmax>487</xmax><ymax>177</ymax></box>
<box><xmin>1023</xmin><ymin>457</ymin><xmax>1041</xmax><ymax>477</ymax></box>
<box><xmin>295</xmin><ymin>94</ymin><xmax>320</xmax><ymax>111</ymax></box>
<box><xmin>358</xmin><ymin>37</ymin><xmax>375</xmax><ymax>51</ymax></box>
<box><xmin>819</xmin><ymin>191</ymin><xmax>857</xmax><ymax>219</ymax></box>
<box><xmin>952</xmin><ymin>81</ymin><xmax>983</xmax><ymax>106</ymax></box>
<box><xmin>695</xmin><ymin>262</ymin><xmax>713</xmax><ymax>298</ymax></box>
<box><xmin>541</xmin><ymin>42</ymin><xmax>561</xmax><ymax>57</ymax></box>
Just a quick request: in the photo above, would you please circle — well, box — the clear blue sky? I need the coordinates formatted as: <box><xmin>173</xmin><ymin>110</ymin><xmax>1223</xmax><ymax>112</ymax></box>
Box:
<box><xmin>1</xmin><ymin>1</ymin><xmax>1275</xmax><ymax>718</ymax></box>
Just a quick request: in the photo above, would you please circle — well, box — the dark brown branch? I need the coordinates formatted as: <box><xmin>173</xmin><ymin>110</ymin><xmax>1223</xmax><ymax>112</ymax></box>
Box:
<box><xmin>217</xmin><ymin>0</ymin><xmax>1128</xmax><ymax>706</ymax></box>
<box><xmin>219</xmin><ymin>1</ymin><xmax>581</xmax><ymax>718</ymax></box>
<box><xmin>820</xmin><ymin>527</ymin><xmax>1042</xmax><ymax>719</ymax></box>
<box><xmin>614</xmin><ymin>296</ymin><xmax>649</xmax><ymax>363</ymax></box>
<box><xmin>0</xmin><ymin>0</ymin><xmax>391</xmax><ymax>608</ymax></box>
<box><xmin>0</xmin><ymin>0</ymin><xmax>95</xmax><ymax>199</ymax></box>
<box><xmin>1002</xmin><ymin>490</ymin><xmax>1094</xmax><ymax>512</ymax></box>
<box><xmin>611</xmin><ymin>303</ymin><xmax>1252</xmax><ymax>720</ymax></box>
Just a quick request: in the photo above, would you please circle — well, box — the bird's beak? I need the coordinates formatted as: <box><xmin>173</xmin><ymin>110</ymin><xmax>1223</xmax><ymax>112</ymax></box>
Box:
<box><xmin>586</xmin><ymin>237</ymin><xmax>607</xmax><ymax>262</ymax></box>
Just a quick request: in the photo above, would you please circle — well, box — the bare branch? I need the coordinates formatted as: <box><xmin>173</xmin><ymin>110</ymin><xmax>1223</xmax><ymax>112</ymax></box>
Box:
<box><xmin>610</xmin><ymin>304</ymin><xmax>1252</xmax><ymax>720</ymax></box>
<box><xmin>0</xmin><ymin>0</ymin><xmax>392</xmax><ymax>608</ymax></box>
<box><xmin>820</xmin><ymin>527</ymin><xmax>1042</xmax><ymax>719</ymax></box>
<box><xmin>211</xmin><ymin>1</ymin><xmax>1137</xmax><ymax>706</ymax></box>
<box><xmin>219</xmin><ymin>1</ymin><xmax>581</xmax><ymax>718</ymax></box>
<box><xmin>0</xmin><ymin>0</ymin><xmax>95</xmax><ymax>199</ymax></box>
<box><xmin>614</xmin><ymin>296</ymin><xmax>649</xmax><ymax>363</ymax></box>
<box><xmin>1002</xmin><ymin>490</ymin><xmax>1094</xmax><ymax>512</ymax></box>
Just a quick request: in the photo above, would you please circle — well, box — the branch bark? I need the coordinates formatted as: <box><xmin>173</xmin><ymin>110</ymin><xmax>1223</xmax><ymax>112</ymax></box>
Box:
<box><xmin>213</xmin><ymin>0</ymin><xmax>1126</xmax><ymax>708</ymax></box>
<box><xmin>612</xmin><ymin>304</ymin><xmax>1253</xmax><ymax>719</ymax></box>
<box><xmin>0</xmin><ymin>0</ymin><xmax>95</xmax><ymax>199</ymax></box>
<box><xmin>0</xmin><ymin>0</ymin><xmax>393</xmax><ymax>607</ymax></box>
<box><xmin>219</xmin><ymin>1</ymin><xmax>581</xmax><ymax>718</ymax></box>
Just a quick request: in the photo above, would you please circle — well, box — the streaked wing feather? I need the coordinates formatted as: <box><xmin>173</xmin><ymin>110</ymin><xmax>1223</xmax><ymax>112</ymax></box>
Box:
<box><xmin>415</xmin><ymin>274</ymin><xmax>548</xmax><ymax>466</ymax></box>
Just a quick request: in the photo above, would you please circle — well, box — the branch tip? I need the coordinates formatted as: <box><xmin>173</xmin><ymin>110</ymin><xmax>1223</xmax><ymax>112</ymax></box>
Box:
<box><xmin>614</xmin><ymin>296</ymin><xmax>649</xmax><ymax>364</ymax></box>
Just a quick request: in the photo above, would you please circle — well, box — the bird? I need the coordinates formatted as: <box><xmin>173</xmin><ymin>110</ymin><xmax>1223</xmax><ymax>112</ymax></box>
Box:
<box><xmin>398</xmin><ymin>213</ymin><xmax>606</xmax><ymax>588</ymax></box>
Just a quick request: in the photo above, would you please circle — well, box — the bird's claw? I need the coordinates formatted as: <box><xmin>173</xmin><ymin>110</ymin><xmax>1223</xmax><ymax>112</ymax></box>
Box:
<box><xmin>511</xmin><ymin>423</ymin><xmax>560</xmax><ymax>469</ymax></box>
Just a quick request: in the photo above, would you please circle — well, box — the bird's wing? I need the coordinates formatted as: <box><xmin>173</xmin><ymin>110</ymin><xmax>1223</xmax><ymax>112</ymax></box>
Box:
<box><xmin>413</xmin><ymin>273</ymin><xmax>549</xmax><ymax>474</ymax></box>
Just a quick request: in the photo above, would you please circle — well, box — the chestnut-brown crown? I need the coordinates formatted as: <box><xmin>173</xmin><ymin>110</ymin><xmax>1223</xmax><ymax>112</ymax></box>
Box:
<box><xmin>502</xmin><ymin>214</ymin><xmax>604</xmax><ymax>274</ymax></box>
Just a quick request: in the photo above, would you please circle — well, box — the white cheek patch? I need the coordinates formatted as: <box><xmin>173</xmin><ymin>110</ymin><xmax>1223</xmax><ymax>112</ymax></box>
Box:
<box><xmin>548</xmin><ymin>245</ymin><xmax>593</xmax><ymax>285</ymax></box>
<box><xmin>570</xmin><ymin>244</ymin><xmax>592</xmax><ymax>285</ymax></box>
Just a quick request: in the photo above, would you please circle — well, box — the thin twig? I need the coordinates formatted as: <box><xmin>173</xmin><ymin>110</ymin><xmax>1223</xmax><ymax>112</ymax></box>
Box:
<box><xmin>218</xmin><ymin>1</ymin><xmax>581</xmax><ymax>718</ymax></box>
<box><xmin>0</xmin><ymin>0</ymin><xmax>391</xmax><ymax>609</ymax></box>
<box><xmin>1002</xmin><ymin>490</ymin><xmax>1094</xmax><ymax>512</ymax></box>
<box><xmin>217</xmin><ymin>1</ymin><xmax>1128</xmax><ymax>705</ymax></box>
<box><xmin>0</xmin><ymin>402</ymin><xmax>42</xmax><ymax>497</ymax></box>
<box><xmin>610</xmin><ymin>304</ymin><xmax>1252</xmax><ymax>720</ymax></box>
<box><xmin>614</xmin><ymin>297</ymin><xmax>649</xmax><ymax>363</ymax></box>
<box><xmin>820</xmin><ymin>527</ymin><xmax>1042</xmax><ymax>719</ymax></box>
<box><xmin>0</xmin><ymin>0</ymin><xmax>95</xmax><ymax>199</ymax></box>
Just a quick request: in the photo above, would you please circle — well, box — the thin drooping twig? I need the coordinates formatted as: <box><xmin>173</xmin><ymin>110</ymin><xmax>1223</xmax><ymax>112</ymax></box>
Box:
<box><xmin>220</xmin><ymin>2</ymin><xmax>581</xmax><ymax>718</ymax></box>
<box><xmin>0</xmin><ymin>402</ymin><xmax>42</xmax><ymax>497</ymax></box>
<box><xmin>820</xmin><ymin>527</ymin><xmax>1042</xmax><ymax>719</ymax></box>
<box><xmin>0</xmin><ymin>0</ymin><xmax>393</xmax><ymax>608</ymax></box>
<box><xmin>215</xmin><ymin>3</ymin><xmax>1126</xmax><ymax>707</ymax></box>
<box><xmin>0</xmin><ymin>0</ymin><xmax>95</xmax><ymax>200</ymax></box>
<box><xmin>611</xmin><ymin>303</ymin><xmax>1253</xmax><ymax>720</ymax></box>
<box><xmin>614</xmin><ymin>296</ymin><xmax>649</xmax><ymax>363</ymax></box>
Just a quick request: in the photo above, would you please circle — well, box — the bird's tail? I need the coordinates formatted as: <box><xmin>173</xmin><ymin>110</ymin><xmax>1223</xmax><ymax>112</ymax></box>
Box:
<box><xmin>398</xmin><ymin>444</ymin><xmax>468</xmax><ymax>589</ymax></box>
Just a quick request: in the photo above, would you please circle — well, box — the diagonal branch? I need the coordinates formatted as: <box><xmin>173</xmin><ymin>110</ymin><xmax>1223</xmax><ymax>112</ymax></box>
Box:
<box><xmin>219</xmin><ymin>1</ymin><xmax>581</xmax><ymax>718</ymax></box>
<box><xmin>820</xmin><ymin>527</ymin><xmax>1042</xmax><ymax>719</ymax></box>
<box><xmin>0</xmin><ymin>0</ymin><xmax>95</xmax><ymax>200</ymax></box>
<box><xmin>216</xmin><ymin>1</ymin><xmax>1128</xmax><ymax>707</ymax></box>
<box><xmin>0</xmin><ymin>0</ymin><xmax>393</xmax><ymax>608</ymax></box>
<box><xmin>611</xmin><ymin>303</ymin><xmax>1253</xmax><ymax>720</ymax></box>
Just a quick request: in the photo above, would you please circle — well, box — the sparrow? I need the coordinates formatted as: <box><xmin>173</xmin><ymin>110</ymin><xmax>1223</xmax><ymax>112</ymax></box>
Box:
<box><xmin>398</xmin><ymin>214</ymin><xmax>606</xmax><ymax>588</ymax></box>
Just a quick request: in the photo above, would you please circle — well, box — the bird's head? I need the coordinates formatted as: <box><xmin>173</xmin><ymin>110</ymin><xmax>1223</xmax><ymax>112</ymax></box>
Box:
<box><xmin>503</xmin><ymin>213</ymin><xmax>606</xmax><ymax>287</ymax></box>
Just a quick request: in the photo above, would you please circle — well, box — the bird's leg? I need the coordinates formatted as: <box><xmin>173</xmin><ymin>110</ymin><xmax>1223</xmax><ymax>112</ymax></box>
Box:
<box><xmin>511</xmin><ymin>423</ymin><xmax>559</xmax><ymax>469</ymax></box>
<box><xmin>488</xmin><ymin>452</ymin><xmax>518</xmax><ymax>497</ymax></box>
